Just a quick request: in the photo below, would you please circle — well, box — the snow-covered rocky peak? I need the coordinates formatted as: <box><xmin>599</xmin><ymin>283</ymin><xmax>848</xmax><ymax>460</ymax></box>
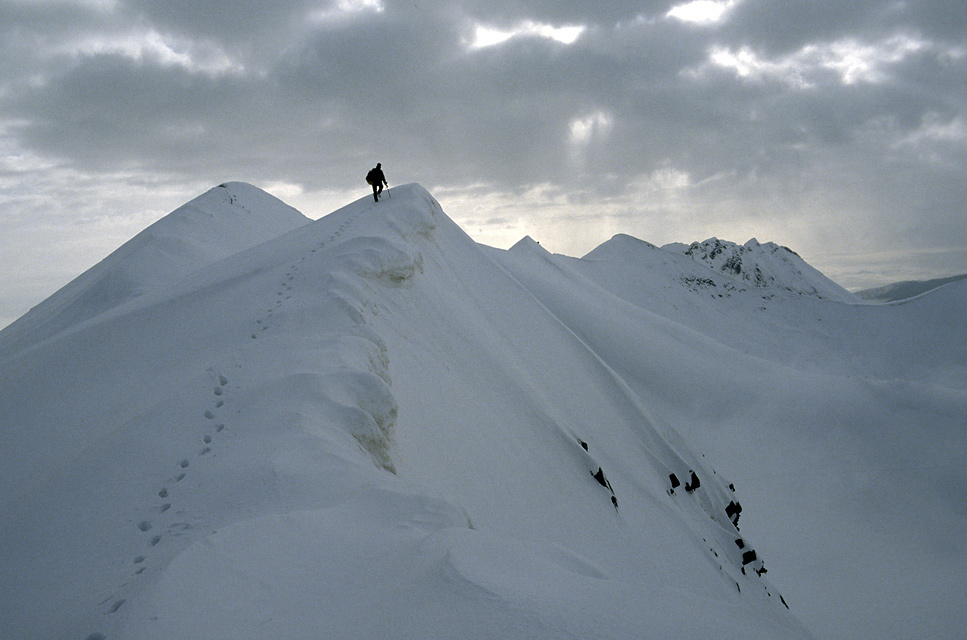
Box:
<box><xmin>671</xmin><ymin>237</ymin><xmax>857</xmax><ymax>303</ymax></box>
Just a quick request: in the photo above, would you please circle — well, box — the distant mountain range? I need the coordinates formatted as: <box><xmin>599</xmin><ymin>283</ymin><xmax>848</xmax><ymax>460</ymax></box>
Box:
<box><xmin>856</xmin><ymin>273</ymin><xmax>967</xmax><ymax>302</ymax></box>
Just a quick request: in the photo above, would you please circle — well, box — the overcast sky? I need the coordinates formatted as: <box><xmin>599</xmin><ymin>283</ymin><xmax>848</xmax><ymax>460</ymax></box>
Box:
<box><xmin>2</xmin><ymin>0</ymin><xmax>966</xmax><ymax>327</ymax></box>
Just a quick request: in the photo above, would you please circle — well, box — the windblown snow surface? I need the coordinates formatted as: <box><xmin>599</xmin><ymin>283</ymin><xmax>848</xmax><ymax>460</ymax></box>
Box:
<box><xmin>1</xmin><ymin>183</ymin><xmax>964</xmax><ymax>640</ymax></box>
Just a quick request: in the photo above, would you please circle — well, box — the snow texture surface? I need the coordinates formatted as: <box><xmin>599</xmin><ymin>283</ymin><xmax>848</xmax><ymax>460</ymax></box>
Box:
<box><xmin>1</xmin><ymin>183</ymin><xmax>964</xmax><ymax>640</ymax></box>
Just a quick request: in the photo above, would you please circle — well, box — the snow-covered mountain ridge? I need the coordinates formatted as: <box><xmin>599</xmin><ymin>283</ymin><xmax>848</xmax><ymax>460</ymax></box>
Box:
<box><xmin>2</xmin><ymin>183</ymin><xmax>964</xmax><ymax>640</ymax></box>
<box><xmin>654</xmin><ymin>236</ymin><xmax>858</xmax><ymax>303</ymax></box>
<box><xmin>0</xmin><ymin>182</ymin><xmax>310</xmax><ymax>357</ymax></box>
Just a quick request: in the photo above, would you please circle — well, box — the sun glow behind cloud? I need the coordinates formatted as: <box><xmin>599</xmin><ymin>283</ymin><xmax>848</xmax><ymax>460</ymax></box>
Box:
<box><xmin>697</xmin><ymin>34</ymin><xmax>929</xmax><ymax>87</ymax></box>
<box><xmin>568</xmin><ymin>111</ymin><xmax>612</xmax><ymax>146</ymax></box>
<box><xmin>469</xmin><ymin>20</ymin><xmax>586</xmax><ymax>49</ymax></box>
<box><xmin>567</xmin><ymin>110</ymin><xmax>612</xmax><ymax>167</ymax></box>
<box><xmin>666</xmin><ymin>0</ymin><xmax>740</xmax><ymax>25</ymax></box>
<box><xmin>308</xmin><ymin>0</ymin><xmax>385</xmax><ymax>23</ymax></box>
<box><xmin>61</xmin><ymin>30</ymin><xmax>246</xmax><ymax>76</ymax></box>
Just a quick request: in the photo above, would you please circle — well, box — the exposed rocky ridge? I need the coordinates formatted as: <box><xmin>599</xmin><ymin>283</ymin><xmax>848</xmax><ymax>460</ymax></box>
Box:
<box><xmin>671</xmin><ymin>237</ymin><xmax>857</xmax><ymax>303</ymax></box>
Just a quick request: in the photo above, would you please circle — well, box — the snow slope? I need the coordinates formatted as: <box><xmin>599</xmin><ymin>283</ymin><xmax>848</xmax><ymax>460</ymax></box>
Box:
<box><xmin>494</xmin><ymin>231</ymin><xmax>967</xmax><ymax>640</ymax></box>
<box><xmin>0</xmin><ymin>182</ymin><xmax>310</xmax><ymax>357</ymax></box>
<box><xmin>1</xmin><ymin>183</ymin><xmax>964</xmax><ymax>640</ymax></box>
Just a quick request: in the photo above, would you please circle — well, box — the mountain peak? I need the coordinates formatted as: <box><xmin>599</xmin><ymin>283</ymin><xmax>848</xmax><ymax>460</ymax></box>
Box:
<box><xmin>581</xmin><ymin>234</ymin><xmax>659</xmax><ymax>262</ymax></box>
<box><xmin>676</xmin><ymin>237</ymin><xmax>855</xmax><ymax>302</ymax></box>
<box><xmin>0</xmin><ymin>182</ymin><xmax>310</xmax><ymax>355</ymax></box>
<box><xmin>509</xmin><ymin>235</ymin><xmax>553</xmax><ymax>257</ymax></box>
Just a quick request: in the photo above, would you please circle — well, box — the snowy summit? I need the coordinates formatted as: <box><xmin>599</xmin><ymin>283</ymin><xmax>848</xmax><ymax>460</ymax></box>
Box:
<box><xmin>1</xmin><ymin>183</ymin><xmax>964</xmax><ymax>640</ymax></box>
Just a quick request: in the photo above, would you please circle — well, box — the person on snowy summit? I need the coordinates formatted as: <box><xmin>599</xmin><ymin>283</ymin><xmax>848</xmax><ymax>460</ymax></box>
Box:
<box><xmin>366</xmin><ymin>163</ymin><xmax>388</xmax><ymax>202</ymax></box>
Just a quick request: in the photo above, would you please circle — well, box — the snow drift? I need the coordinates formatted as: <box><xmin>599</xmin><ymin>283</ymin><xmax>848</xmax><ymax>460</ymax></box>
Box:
<box><xmin>1</xmin><ymin>183</ymin><xmax>964</xmax><ymax>640</ymax></box>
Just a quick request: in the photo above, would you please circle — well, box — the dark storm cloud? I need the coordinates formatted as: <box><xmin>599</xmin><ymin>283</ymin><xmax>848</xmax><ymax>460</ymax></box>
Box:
<box><xmin>9</xmin><ymin>56</ymin><xmax>249</xmax><ymax>166</ymax></box>
<box><xmin>723</xmin><ymin>0</ymin><xmax>896</xmax><ymax>52</ymax></box>
<box><xmin>724</xmin><ymin>0</ymin><xmax>967</xmax><ymax>51</ymax></box>
<box><xmin>7</xmin><ymin>0</ymin><xmax>947</xmax><ymax>193</ymax></box>
<box><xmin>131</xmin><ymin>0</ymin><xmax>313</xmax><ymax>38</ymax></box>
<box><xmin>259</xmin><ymin>5</ymin><xmax>734</xmax><ymax>189</ymax></box>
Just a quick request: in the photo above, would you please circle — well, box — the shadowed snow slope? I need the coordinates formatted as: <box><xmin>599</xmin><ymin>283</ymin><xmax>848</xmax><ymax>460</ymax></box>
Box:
<box><xmin>1</xmin><ymin>184</ymin><xmax>964</xmax><ymax>640</ymax></box>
